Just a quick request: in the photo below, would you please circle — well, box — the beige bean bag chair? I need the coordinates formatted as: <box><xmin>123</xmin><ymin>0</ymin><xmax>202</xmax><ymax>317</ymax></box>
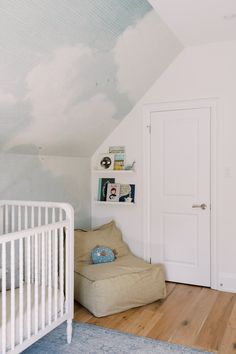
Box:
<box><xmin>74</xmin><ymin>221</ymin><xmax>166</xmax><ymax>317</ymax></box>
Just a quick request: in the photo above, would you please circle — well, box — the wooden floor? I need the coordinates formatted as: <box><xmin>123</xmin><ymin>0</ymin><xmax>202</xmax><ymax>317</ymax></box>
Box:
<box><xmin>74</xmin><ymin>282</ymin><xmax>236</xmax><ymax>354</ymax></box>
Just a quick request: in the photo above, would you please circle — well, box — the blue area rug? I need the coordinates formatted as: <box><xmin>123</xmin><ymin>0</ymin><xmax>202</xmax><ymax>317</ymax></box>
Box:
<box><xmin>24</xmin><ymin>321</ymin><xmax>213</xmax><ymax>354</ymax></box>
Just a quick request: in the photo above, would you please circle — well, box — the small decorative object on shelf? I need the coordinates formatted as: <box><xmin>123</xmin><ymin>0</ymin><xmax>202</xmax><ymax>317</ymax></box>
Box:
<box><xmin>96</xmin><ymin>153</ymin><xmax>114</xmax><ymax>170</ymax></box>
<box><xmin>124</xmin><ymin>161</ymin><xmax>136</xmax><ymax>171</ymax></box>
<box><xmin>109</xmin><ymin>146</ymin><xmax>125</xmax><ymax>170</ymax></box>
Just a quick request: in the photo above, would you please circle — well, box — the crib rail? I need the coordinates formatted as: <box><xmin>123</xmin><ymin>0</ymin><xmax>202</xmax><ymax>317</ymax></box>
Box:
<box><xmin>0</xmin><ymin>201</ymin><xmax>74</xmax><ymax>354</ymax></box>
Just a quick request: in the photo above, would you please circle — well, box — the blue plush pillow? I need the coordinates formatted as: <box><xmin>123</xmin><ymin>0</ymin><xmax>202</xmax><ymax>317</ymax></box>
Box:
<box><xmin>91</xmin><ymin>246</ymin><xmax>115</xmax><ymax>264</ymax></box>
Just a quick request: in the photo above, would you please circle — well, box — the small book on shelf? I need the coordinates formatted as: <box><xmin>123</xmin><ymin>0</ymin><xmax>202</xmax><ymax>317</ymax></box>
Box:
<box><xmin>119</xmin><ymin>184</ymin><xmax>135</xmax><ymax>203</ymax></box>
<box><xmin>97</xmin><ymin>178</ymin><xmax>115</xmax><ymax>201</ymax></box>
<box><xmin>109</xmin><ymin>146</ymin><xmax>125</xmax><ymax>170</ymax></box>
<box><xmin>106</xmin><ymin>183</ymin><xmax>120</xmax><ymax>202</ymax></box>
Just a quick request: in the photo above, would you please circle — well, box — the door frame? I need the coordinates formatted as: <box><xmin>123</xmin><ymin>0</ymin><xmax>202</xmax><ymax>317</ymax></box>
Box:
<box><xmin>143</xmin><ymin>98</ymin><xmax>218</xmax><ymax>290</ymax></box>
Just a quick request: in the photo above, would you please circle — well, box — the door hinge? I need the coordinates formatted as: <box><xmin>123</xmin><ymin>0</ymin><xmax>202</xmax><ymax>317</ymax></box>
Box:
<box><xmin>147</xmin><ymin>125</ymin><xmax>151</xmax><ymax>134</ymax></box>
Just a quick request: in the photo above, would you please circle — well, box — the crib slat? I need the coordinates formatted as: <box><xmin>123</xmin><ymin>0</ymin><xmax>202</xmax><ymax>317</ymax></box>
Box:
<box><xmin>52</xmin><ymin>208</ymin><xmax>57</xmax><ymax>318</ymax></box>
<box><xmin>38</xmin><ymin>207</ymin><xmax>42</xmax><ymax>285</ymax></box>
<box><xmin>5</xmin><ymin>204</ymin><xmax>8</xmax><ymax>234</ymax></box>
<box><xmin>35</xmin><ymin>233</ymin><xmax>39</xmax><ymax>334</ymax></box>
<box><xmin>31</xmin><ymin>206</ymin><xmax>35</xmax><ymax>228</ymax></box>
<box><xmin>52</xmin><ymin>208</ymin><xmax>55</xmax><ymax>224</ymax></box>
<box><xmin>18</xmin><ymin>205</ymin><xmax>24</xmax><ymax>344</ymax></box>
<box><xmin>27</xmin><ymin>236</ymin><xmax>31</xmax><ymax>339</ymax></box>
<box><xmin>41</xmin><ymin>231</ymin><xmax>46</xmax><ymax>329</ymax></box>
<box><xmin>45</xmin><ymin>207</ymin><xmax>48</xmax><ymax>284</ymax></box>
<box><xmin>54</xmin><ymin>228</ymin><xmax>58</xmax><ymax>320</ymax></box>
<box><xmin>31</xmin><ymin>207</ymin><xmax>35</xmax><ymax>283</ymax></box>
<box><xmin>59</xmin><ymin>209</ymin><xmax>64</xmax><ymax>316</ymax></box>
<box><xmin>38</xmin><ymin>207</ymin><xmax>41</xmax><ymax>226</ymax></box>
<box><xmin>19</xmin><ymin>237</ymin><xmax>24</xmax><ymax>344</ymax></box>
<box><xmin>45</xmin><ymin>207</ymin><xmax>48</xmax><ymax>225</ymax></box>
<box><xmin>11</xmin><ymin>240</ymin><xmax>15</xmax><ymax>350</ymax></box>
<box><xmin>18</xmin><ymin>205</ymin><xmax>22</xmax><ymax>231</ymax></box>
<box><xmin>48</xmin><ymin>230</ymin><xmax>52</xmax><ymax>325</ymax></box>
<box><xmin>2</xmin><ymin>242</ymin><xmax>6</xmax><ymax>354</ymax></box>
<box><xmin>11</xmin><ymin>205</ymin><xmax>15</xmax><ymax>233</ymax></box>
<box><xmin>25</xmin><ymin>205</ymin><xmax>28</xmax><ymax>229</ymax></box>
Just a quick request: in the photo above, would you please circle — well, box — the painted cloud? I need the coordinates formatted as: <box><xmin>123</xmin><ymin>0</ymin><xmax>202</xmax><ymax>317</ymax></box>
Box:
<box><xmin>0</xmin><ymin>0</ymin><xmax>181</xmax><ymax>156</ymax></box>
<box><xmin>6</xmin><ymin>45</ymin><xmax>118</xmax><ymax>156</ymax></box>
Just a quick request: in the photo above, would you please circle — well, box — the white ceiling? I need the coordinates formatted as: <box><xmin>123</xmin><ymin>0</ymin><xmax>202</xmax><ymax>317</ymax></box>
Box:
<box><xmin>149</xmin><ymin>0</ymin><xmax>236</xmax><ymax>46</ymax></box>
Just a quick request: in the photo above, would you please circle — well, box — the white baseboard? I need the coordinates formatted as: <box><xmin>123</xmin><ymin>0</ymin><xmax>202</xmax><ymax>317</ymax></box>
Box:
<box><xmin>218</xmin><ymin>272</ymin><xmax>236</xmax><ymax>293</ymax></box>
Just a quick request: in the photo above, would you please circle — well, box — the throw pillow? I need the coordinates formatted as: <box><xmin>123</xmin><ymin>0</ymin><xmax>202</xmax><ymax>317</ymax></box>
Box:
<box><xmin>91</xmin><ymin>246</ymin><xmax>115</xmax><ymax>264</ymax></box>
<box><xmin>74</xmin><ymin>221</ymin><xmax>130</xmax><ymax>266</ymax></box>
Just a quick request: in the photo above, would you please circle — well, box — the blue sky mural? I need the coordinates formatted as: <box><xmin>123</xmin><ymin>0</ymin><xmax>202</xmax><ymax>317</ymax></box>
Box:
<box><xmin>0</xmin><ymin>0</ymin><xmax>181</xmax><ymax>156</ymax></box>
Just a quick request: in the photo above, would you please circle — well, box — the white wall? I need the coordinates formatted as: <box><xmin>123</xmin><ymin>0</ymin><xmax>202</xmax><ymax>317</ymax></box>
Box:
<box><xmin>92</xmin><ymin>40</ymin><xmax>236</xmax><ymax>292</ymax></box>
<box><xmin>0</xmin><ymin>153</ymin><xmax>91</xmax><ymax>228</ymax></box>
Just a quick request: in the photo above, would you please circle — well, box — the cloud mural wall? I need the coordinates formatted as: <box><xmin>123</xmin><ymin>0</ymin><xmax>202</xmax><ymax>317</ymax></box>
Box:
<box><xmin>0</xmin><ymin>153</ymin><xmax>91</xmax><ymax>228</ymax></box>
<box><xmin>0</xmin><ymin>1</ymin><xmax>182</xmax><ymax>227</ymax></box>
<box><xmin>0</xmin><ymin>0</ymin><xmax>182</xmax><ymax>157</ymax></box>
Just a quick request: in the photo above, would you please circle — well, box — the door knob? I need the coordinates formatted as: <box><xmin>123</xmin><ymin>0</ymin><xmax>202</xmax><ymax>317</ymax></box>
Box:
<box><xmin>192</xmin><ymin>203</ymin><xmax>207</xmax><ymax>210</ymax></box>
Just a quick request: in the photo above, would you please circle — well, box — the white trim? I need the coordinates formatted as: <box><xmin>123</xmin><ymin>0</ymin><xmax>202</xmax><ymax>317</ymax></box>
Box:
<box><xmin>218</xmin><ymin>273</ymin><xmax>236</xmax><ymax>293</ymax></box>
<box><xmin>94</xmin><ymin>201</ymin><xmax>135</xmax><ymax>206</ymax></box>
<box><xmin>143</xmin><ymin>98</ymin><xmax>219</xmax><ymax>290</ymax></box>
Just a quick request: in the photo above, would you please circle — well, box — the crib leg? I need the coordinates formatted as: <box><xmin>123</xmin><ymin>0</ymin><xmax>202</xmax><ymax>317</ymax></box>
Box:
<box><xmin>67</xmin><ymin>319</ymin><xmax>73</xmax><ymax>344</ymax></box>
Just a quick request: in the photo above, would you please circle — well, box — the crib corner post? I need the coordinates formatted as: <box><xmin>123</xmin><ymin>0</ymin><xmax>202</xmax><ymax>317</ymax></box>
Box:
<box><xmin>67</xmin><ymin>319</ymin><xmax>73</xmax><ymax>344</ymax></box>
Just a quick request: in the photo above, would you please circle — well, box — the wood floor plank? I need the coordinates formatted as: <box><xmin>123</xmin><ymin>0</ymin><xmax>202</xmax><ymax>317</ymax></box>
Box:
<box><xmin>134</xmin><ymin>308</ymin><xmax>163</xmax><ymax>337</ymax></box>
<box><xmin>218</xmin><ymin>326</ymin><xmax>236</xmax><ymax>354</ymax></box>
<box><xmin>170</xmin><ymin>287</ymin><xmax>218</xmax><ymax>347</ymax></box>
<box><xmin>165</xmin><ymin>282</ymin><xmax>177</xmax><ymax>297</ymax></box>
<box><xmin>74</xmin><ymin>302</ymin><xmax>94</xmax><ymax>322</ymax></box>
<box><xmin>87</xmin><ymin>306</ymin><xmax>139</xmax><ymax>329</ymax></box>
<box><xmin>147</xmin><ymin>284</ymin><xmax>202</xmax><ymax>341</ymax></box>
<box><xmin>219</xmin><ymin>300</ymin><xmax>236</xmax><ymax>354</ymax></box>
<box><xmin>194</xmin><ymin>291</ymin><xmax>236</xmax><ymax>352</ymax></box>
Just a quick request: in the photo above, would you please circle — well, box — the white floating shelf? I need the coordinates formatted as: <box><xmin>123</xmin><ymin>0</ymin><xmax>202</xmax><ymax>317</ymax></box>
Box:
<box><xmin>94</xmin><ymin>201</ymin><xmax>135</xmax><ymax>206</ymax></box>
<box><xmin>93</xmin><ymin>169</ymin><xmax>135</xmax><ymax>174</ymax></box>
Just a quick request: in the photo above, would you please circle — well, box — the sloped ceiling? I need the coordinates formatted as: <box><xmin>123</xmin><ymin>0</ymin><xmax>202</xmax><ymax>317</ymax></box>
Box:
<box><xmin>0</xmin><ymin>0</ymin><xmax>182</xmax><ymax>157</ymax></box>
<box><xmin>149</xmin><ymin>0</ymin><xmax>236</xmax><ymax>46</ymax></box>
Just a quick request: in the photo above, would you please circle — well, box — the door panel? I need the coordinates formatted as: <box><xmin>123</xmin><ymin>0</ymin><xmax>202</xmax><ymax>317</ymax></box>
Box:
<box><xmin>150</xmin><ymin>108</ymin><xmax>211</xmax><ymax>286</ymax></box>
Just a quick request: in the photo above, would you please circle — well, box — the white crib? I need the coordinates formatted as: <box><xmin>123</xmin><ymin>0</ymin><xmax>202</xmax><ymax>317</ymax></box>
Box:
<box><xmin>0</xmin><ymin>200</ymin><xmax>74</xmax><ymax>354</ymax></box>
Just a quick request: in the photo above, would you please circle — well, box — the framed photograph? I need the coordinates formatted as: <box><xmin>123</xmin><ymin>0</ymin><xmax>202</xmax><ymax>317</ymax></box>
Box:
<box><xmin>96</xmin><ymin>153</ymin><xmax>114</xmax><ymax>170</ymax></box>
<box><xmin>106</xmin><ymin>183</ymin><xmax>120</xmax><ymax>202</ymax></box>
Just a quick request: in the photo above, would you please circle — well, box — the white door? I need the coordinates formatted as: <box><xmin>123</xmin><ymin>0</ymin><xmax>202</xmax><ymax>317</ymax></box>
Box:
<box><xmin>150</xmin><ymin>108</ymin><xmax>211</xmax><ymax>286</ymax></box>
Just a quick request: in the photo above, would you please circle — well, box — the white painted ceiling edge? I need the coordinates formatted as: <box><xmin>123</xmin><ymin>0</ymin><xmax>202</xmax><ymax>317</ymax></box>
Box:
<box><xmin>148</xmin><ymin>0</ymin><xmax>236</xmax><ymax>46</ymax></box>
